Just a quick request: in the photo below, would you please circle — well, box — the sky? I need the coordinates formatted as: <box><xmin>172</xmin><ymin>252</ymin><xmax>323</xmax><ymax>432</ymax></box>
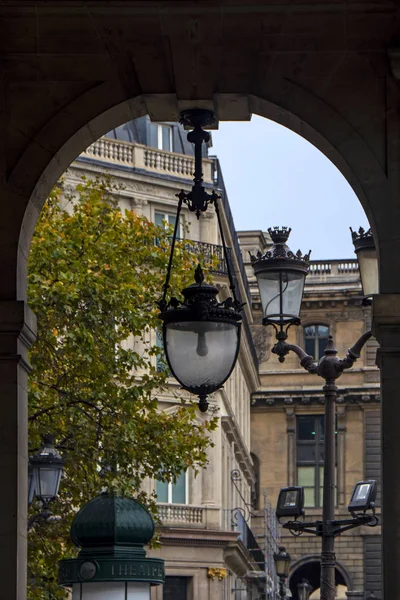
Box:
<box><xmin>211</xmin><ymin>115</ymin><xmax>370</xmax><ymax>261</ymax></box>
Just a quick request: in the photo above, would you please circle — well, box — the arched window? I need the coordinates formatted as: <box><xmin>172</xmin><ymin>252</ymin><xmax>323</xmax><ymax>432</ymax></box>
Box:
<box><xmin>304</xmin><ymin>324</ymin><xmax>329</xmax><ymax>360</ymax></box>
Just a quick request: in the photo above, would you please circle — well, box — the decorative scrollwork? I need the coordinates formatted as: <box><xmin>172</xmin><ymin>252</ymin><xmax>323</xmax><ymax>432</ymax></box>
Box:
<box><xmin>231</xmin><ymin>506</ymin><xmax>249</xmax><ymax>526</ymax></box>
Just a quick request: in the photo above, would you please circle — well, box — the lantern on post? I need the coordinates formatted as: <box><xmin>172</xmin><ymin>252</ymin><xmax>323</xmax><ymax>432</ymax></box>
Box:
<box><xmin>29</xmin><ymin>434</ymin><xmax>65</xmax><ymax>508</ymax></box>
<box><xmin>273</xmin><ymin>546</ymin><xmax>291</xmax><ymax>600</ymax></box>
<box><xmin>250</xmin><ymin>227</ymin><xmax>310</xmax><ymax>359</ymax></box>
<box><xmin>297</xmin><ymin>578</ymin><xmax>313</xmax><ymax>600</ymax></box>
<box><xmin>350</xmin><ymin>227</ymin><xmax>379</xmax><ymax>300</ymax></box>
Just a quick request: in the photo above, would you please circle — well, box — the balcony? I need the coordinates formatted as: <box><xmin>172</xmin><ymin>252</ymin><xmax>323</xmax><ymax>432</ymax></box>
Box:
<box><xmin>157</xmin><ymin>503</ymin><xmax>205</xmax><ymax>526</ymax></box>
<box><xmin>80</xmin><ymin>137</ymin><xmax>213</xmax><ymax>183</ymax></box>
<box><xmin>305</xmin><ymin>259</ymin><xmax>361</xmax><ymax>294</ymax></box>
<box><xmin>308</xmin><ymin>259</ymin><xmax>359</xmax><ymax>277</ymax></box>
<box><xmin>178</xmin><ymin>239</ymin><xmax>232</xmax><ymax>276</ymax></box>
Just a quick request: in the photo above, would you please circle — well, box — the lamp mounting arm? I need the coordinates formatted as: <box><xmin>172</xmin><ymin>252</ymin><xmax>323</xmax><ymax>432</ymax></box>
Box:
<box><xmin>337</xmin><ymin>330</ymin><xmax>372</xmax><ymax>372</ymax></box>
<box><xmin>272</xmin><ymin>339</ymin><xmax>318</xmax><ymax>373</ymax></box>
<box><xmin>272</xmin><ymin>332</ymin><xmax>372</xmax><ymax>381</ymax></box>
<box><xmin>283</xmin><ymin>513</ymin><xmax>378</xmax><ymax>538</ymax></box>
<box><xmin>177</xmin><ymin>109</ymin><xmax>218</xmax><ymax>218</ymax></box>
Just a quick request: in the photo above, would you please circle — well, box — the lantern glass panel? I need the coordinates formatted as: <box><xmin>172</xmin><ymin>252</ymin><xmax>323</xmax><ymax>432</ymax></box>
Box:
<box><xmin>164</xmin><ymin>321</ymin><xmax>239</xmax><ymax>391</ymax></box>
<box><xmin>257</xmin><ymin>270</ymin><xmax>305</xmax><ymax>322</ymax></box>
<box><xmin>37</xmin><ymin>466</ymin><xmax>62</xmax><ymax>503</ymax></box>
<box><xmin>275</xmin><ymin>557</ymin><xmax>290</xmax><ymax>578</ymax></box>
<box><xmin>357</xmin><ymin>247</ymin><xmax>379</xmax><ymax>297</ymax></box>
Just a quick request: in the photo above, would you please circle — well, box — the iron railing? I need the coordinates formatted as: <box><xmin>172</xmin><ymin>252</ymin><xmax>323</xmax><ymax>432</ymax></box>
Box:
<box><xmin>237</xmin><ymin>511</ymin><xmax>266</xmax><ymax>567</ymax></box>
<box><xmin>176</xmin><ymin>238</ymin><xmax>232</xmax><ymax>276</ymax></box>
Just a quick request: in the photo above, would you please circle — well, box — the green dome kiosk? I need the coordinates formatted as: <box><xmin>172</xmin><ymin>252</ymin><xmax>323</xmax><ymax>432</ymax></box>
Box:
<box><xmin>59</xmin><ymin>493</ymin><xmax>165</xmax><ymax>599</ymax></box>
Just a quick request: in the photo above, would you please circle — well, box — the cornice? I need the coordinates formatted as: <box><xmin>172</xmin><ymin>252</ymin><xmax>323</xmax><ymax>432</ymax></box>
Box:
<box><xmin>160</xmin><ymin>527</ymin><xmax>239</xmax><ymax>546</ymax></box>
<box><xmin>219</xmin><ymin>399</ymin><xmax>255</xmax><ymax>485</ymax></box>
<box><xmin>251</xmin><ymin>388</ymin><xmax>380</xmax><ymax>408</ymax></box>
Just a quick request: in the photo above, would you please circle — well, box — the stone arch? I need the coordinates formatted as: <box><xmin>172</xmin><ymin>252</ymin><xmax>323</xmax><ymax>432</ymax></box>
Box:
<box><xmin>9</xmin><ymin>79</ymin><xmax>392</xmax><ymax>300</ymax></box>
<box><xmin>289</xmin><ymin>554</ymin><xmax>353</xmax><ymax>598</ymax></box>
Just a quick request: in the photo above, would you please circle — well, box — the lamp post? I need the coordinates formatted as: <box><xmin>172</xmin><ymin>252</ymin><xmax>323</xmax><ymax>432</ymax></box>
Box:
<box><xmin>28</xmin><ymin>434</ymin><xmax>65</xmax><ymax>529</ymax></box>
<box><xmin>274</xmin><ymin>546</ymin><xmax>291</xmax><ymax>599</ymax></box>
<box><xmin>59</xmin><ymin>493</ymin><xmax>164</xmax><ymax>599</ymax></box>
<box><xmin>158</xmin><ymin>109</ymin><xmax>244</xmax><ymax>412</ymax></box>
<box><xmin>251</xmin><ymin>228</ymin><xmax>378</xmax><ymax>600</ymax></box>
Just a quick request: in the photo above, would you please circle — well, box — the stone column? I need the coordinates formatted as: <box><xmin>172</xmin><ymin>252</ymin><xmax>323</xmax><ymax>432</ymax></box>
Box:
<box><xmin>372</xmin><ymin>294</ymin><xmax>400</xmax><ymax>600</ymax></box>
<box><xmin>199</xmin><ymin>209</ymin><xmax>217</xmax><ymax>245</ymax></box>
<box><xmin>202</xmin><ymin>416</ymin><xmax>221</xmax><ymax>507</ymax></box>
<box><xmin>0</xmin><ymin>301</ymin><xmax>36</xmax><ymax>600</ymax></box>
<box><xmin>202</xmin><ymin>414</ymin><xmax>222</xmax><ymax>529</ymax></box>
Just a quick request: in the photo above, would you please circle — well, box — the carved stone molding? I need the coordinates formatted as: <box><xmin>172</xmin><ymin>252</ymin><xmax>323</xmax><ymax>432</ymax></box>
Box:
<box><xmin>252</xmin><ymin>392</ymin><xmax>380</xmax><ymax>407</ymax></box>
<box><xmin>251</xmin><ymin>324</ymin><xmax>272</xmax><ymax>363</ymax></box>
<box><xmin>129</xmin><ymin>196</ymin><xmax>148</xmax><ymax>208</ymax></box>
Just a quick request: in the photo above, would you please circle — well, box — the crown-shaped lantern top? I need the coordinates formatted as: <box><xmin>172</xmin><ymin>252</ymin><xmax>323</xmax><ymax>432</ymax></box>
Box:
<box><xmin>350</xmin><ymin>226</ymin><xmax>375</xmax><ymax>252</ymax></box>
<box><xmin>250</xmin><ymin>226</ymin><xmax>311</xmax><ymax>264</ymax></box>
<box><xmin>268</xmin><ymin>226</ymin><xmax>292</xmax><ymax>245</ymax></box>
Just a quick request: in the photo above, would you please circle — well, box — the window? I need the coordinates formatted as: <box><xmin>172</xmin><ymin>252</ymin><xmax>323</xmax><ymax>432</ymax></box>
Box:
<box><xmin>154</xmin><ymin>211</ymin><xmax>182</xmax><ymax>239</ymax></box>
<box><xmin>155</xmin><ymin>211</ymin><xmax>177</xmax><ymax>229</ymax></box>
<box><xmin>156</xmin><ymin>471</ymin><xmax>187</xmax><ymax>504</ymax></box>
<box><xmin>304</xmin><ymin>324</ymin><xmax>329</xmax><ymax>360</ymax></box>
<box><xmin>149</xmin><ymin>123</ymin><xmax>173</xmax><ymax>151</ymax></box>
<box><xmin>297</xmin><ymin>415</ymin><xmax>337</xmax><ymax>508</ymax></box>
<box><xmin>163</xmin><ymin>577</ymin><xmax>189</xmax><ymax>600</ymax></box>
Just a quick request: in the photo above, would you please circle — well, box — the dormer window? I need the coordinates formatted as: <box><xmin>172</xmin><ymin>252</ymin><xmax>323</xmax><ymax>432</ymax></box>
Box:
<box><xmin>304</xmin><ymin>324</ymin><xmax>329</xmax><ymax>361</ymax></box>
<box><xmin>149</xmin><ymin>123</ymin><xmax>173</xmax><ymax>151</ymax></box>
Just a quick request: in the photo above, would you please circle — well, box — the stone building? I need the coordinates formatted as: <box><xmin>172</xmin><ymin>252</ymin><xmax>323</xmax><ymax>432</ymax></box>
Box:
<box><xmin>239</xmin><ymin>231</ymin><xmax>381</xmax><ymax>599</ymax></box>
<box><xmin>64</xmin><ymin>118</ymin><xmax>280</xmax><ymax>600</ymax></box>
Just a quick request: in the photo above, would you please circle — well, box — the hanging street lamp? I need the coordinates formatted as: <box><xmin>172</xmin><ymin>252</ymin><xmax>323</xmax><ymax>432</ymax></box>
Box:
<box><xmin>28</xmin><ymin>434</ymin><xmax>65</xmax><ymax>529</ymax></box>
<box><xmin>273</xmin><ymin>546</ymin><xmax>291</xmax><ymax>599</ymax></box>
<box><xmin>158</xmin><ymin>109</ymin><xmax>244</xmax><ymax>412</ymax></box>
<box><xmin>350</xmin><ymin>227</ymin><xmax>379</xmax><ymax>300</ymax></box>
<box><xmin>251</xmin><ymin>227</ymin><xmax>378</xmax><ymax>600</ymax></box>
<box><xmin>58</xmin><ymin>493</ymin><xmax>165</xmax><ymax>599</ymax></box>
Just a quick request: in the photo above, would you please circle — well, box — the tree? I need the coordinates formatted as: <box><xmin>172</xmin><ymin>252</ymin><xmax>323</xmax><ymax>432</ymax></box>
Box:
<box><xmin>27</xmin><ymin>176</ymin><xmax>217</xmax><ymax>599</ymax></box>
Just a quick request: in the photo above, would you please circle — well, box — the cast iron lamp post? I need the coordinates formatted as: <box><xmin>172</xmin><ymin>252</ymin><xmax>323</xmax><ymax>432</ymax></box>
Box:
<box><xmin>158</xmin><ymin>109</ymin><xmax>244</xmax><ymax>412</ymax></box>
<box><xmin>251</xmin><ymin>228</ymin><xmax>377</xmax><ymax>600</ymax></box>
<box><xmin>28</xmin><ymin>434</ymin><xmax>65</xmax><ymax>529</ymax></box>
<box><xmin>274</xmin><ymin>546</ymin><xmax>291</xmax><ymax>599</ymax></box>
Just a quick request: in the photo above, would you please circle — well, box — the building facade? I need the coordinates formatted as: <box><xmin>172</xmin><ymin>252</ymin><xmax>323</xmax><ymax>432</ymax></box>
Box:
<box><xmin>64</xmin><ymin>118</ymin><xmax>281</xmax><ymax>600</ymax></box>
<box><xmin>239</xmin><ymin>230</ymin><xmax>382</xmax><ymax>599</ymax></box>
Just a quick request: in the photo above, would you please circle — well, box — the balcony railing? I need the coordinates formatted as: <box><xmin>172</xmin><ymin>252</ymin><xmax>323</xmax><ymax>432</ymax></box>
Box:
<box><xmin>177</xmin><ymin>239</ymin><xmax>232</xmax><ymax>276</ymax></box>
<box><xmin>308</xmin><ymin>259</ymin><xmax>359</xmax><ymax>277</ymax></box>
<box><xmin>237</xmin><ymin>511</ymin><xmax>265</xmax><ymax>567</ymax></box>
<box><xmin>157</xmin><ymin>503</ymin><xmax>204</xmax><ymax>525</ymax></box>
<box><xmin>80</xmin><ymin>137</ymin><xmax>213</xmax><ymax>183</ymax></box>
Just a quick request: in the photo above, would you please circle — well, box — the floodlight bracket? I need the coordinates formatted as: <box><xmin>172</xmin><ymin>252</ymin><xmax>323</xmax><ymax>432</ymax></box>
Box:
<box><xmin>283</xmin><ymin>513</ymin><xmax>378</xmax><ymax>537</ymax></box>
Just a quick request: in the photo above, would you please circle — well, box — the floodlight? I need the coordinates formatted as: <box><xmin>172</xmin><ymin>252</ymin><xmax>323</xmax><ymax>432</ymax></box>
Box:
<box><xmin>276</xmin><ymin>486</ymin><xmax>305</xmax><ymax>520</ymax></box>
<box><xmin>348</xmin><ymin>480</ymin><xmax>377</xmax><ymax>513</ymax></box>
